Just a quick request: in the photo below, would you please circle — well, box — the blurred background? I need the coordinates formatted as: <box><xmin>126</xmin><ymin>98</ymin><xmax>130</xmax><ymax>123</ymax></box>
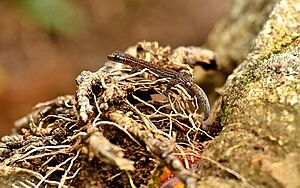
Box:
<box><xmin>0</xmin><ymin>0</ymin><xmax>228</xmax><ymax>136</ymax></box>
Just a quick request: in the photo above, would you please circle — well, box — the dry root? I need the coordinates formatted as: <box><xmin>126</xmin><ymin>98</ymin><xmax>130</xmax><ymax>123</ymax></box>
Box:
<box><xmin>1</xmin><ymin>41</ymin><xmax>216</xmax><ymax>187</ymax></box>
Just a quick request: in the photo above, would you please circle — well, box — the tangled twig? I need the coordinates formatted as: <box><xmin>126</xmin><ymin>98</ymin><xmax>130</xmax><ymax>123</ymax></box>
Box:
<box><xmin>1</xmin><ymin>41</ymin><xmax>216</xmax><ymax>187</ymax></box>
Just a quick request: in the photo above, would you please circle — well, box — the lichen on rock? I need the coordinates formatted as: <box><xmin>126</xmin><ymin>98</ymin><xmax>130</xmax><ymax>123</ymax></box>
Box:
<box><xmin>197</xmin><ymin>0</ymin><xmax>300</xmax><ymax>187</ymax></box>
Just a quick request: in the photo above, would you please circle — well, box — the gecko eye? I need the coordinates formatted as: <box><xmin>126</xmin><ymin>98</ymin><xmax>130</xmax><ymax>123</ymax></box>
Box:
<box><xmin>114</xmin><ymin>54</ymin><xmax>121</xmax><ymax>61</ymax></box>
<box><xmin>108</xmin><ymin>51</ymin><xmax>123</xmax><ymax>62</ymax></box>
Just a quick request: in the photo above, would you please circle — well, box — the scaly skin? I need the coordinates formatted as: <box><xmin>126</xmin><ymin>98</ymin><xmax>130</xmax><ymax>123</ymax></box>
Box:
<box><xmin>107</xmin><ymin>51</ymin><xmax>210</xmax><ymax>120</ymax></box>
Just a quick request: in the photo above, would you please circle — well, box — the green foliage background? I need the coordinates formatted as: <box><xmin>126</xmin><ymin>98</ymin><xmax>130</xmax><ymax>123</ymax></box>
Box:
<box><xmin>18</xmin><ymin>0</ymin><xmax>86</xmax><ymax>37</ymax></box>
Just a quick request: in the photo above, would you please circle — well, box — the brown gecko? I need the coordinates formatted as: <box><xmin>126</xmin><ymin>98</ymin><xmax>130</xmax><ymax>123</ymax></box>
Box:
<box><xmin>107</xmin><ymin>51</ymin><xmax>210</xmax><ymax>120</ymax></box>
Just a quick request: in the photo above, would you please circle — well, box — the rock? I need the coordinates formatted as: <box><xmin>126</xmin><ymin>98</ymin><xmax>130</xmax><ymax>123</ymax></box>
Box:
<box><xmin>197</xmin><ymin>0</ymin><xmax>300</xmax><ymax>187</ymax></box>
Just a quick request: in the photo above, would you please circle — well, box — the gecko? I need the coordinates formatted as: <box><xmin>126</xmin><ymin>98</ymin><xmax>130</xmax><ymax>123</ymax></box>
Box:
<box><xmin>107</xmin><ymin>51</ymin><xmax>210</xmax><ymax>120</ymax></box>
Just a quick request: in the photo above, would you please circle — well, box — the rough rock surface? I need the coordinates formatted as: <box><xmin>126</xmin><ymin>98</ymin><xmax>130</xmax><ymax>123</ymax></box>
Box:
<box><xmin>197</xmin><ymin>0</ymin><xmax>300</xmax><ymax>187</ymax></box>
<box><xmin>206</xmin><ymin>0</ymin><xmax>278</xmax><ymax>73</ymax></box>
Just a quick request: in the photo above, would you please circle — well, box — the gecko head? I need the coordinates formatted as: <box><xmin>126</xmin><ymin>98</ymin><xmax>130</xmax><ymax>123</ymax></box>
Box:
<box><xmin>107</xmin><ymin>51</ymin><xmax>125</xmax><ymax>63</ymax></box>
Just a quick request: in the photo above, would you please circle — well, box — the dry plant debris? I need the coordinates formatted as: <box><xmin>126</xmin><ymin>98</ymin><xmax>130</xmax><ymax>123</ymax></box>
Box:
<box><xmin>0</xmin><ymin>41</ymin><xmax>216</xmax><ymax>187</ymax></box>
